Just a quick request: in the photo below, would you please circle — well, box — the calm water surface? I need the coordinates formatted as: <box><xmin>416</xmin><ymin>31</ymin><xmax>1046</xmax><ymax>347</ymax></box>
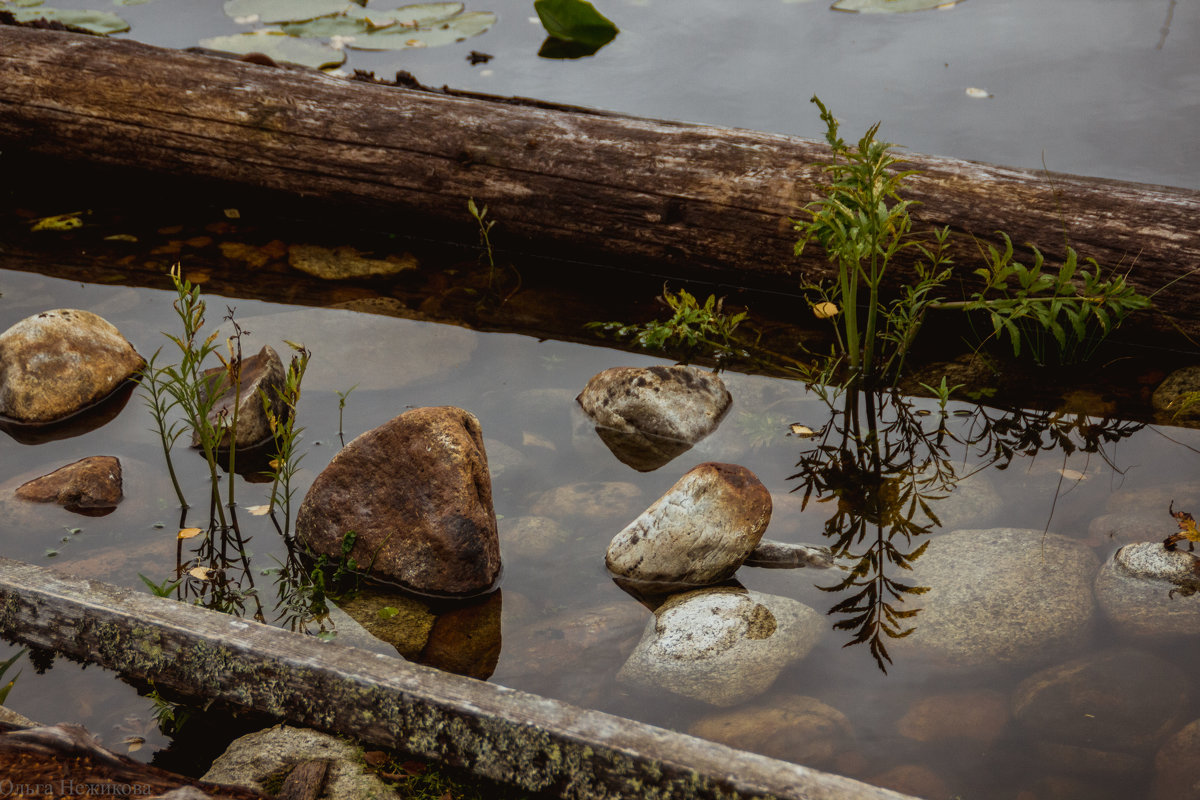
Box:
<box><xmin>2</xmin><ymin>266</ymin><xmax>1200</xmax><ymax>797</ymax></box>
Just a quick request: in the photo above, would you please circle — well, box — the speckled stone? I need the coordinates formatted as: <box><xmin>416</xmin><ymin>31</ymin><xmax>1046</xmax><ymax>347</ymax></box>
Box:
<box><xmin>1094</xmin><ymin>542</ymin><xmax>1200</xmax><ymax>637</ymax></box>
<box><xmin>606</xmin><ymin>462</ymin><xmax>772</xmax><ymax>590</ymax></box>
<box><xmin>577</xmin><ymin>365</ymin><xmax>731</xmax><ymax>471</ymax></box>
<box><xmin>896</xmin><ymin>528</ymin><xmax>1099</xmax><ymax>668</ymax></box>
<box><xmin>0</xmin><ymin>309</ymin><xmax>144</xmax><ymax>423</ymax></box>
<box><xmin>618</xmin><ymin>586</ymin><xmax>823</xmax><ymax>706</ymax></box>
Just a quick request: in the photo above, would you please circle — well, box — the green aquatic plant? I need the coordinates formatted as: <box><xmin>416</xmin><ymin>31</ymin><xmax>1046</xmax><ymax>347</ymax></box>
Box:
<box><xmin>0</xmin><ymin>648</ymin><xmax>26</xmax><ymax>705</ymax></box>
<box><xmin>587</xmin><ymin>286</ymin><xmax>749</xmax><ymax>363</ymax></box>
<box><xmin>796</xmin><ymin>97</ymin><xmax>1152</xmax><ymax>384</ymax></box>
<box><xmin>262</xmin><ymin>341</ymin><xmax>311</xmax><ymax>539</ymax></box>
<box><xmin>467</xmin><ymin>197</ymin><xmax>497</xmax><ymax>289</ymax></box>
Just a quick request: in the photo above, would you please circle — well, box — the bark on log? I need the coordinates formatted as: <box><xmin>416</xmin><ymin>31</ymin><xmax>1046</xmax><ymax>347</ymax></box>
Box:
<box><xmin>0</xmin><ymin>722</ymin><xmax>268</xmax><ymax>799</ymax></box>
<box><xmin>1</xmin><ymin>23</ymin><xmax>1199</xmax><ymax>338</ymax></box>
<box><xmin>0</xmin><ymin>557</ymin><xmax>917</xmax><ymax>800</ymax></box>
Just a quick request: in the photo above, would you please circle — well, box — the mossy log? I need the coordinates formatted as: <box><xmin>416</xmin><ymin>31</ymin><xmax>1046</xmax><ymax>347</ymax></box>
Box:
<box><xmin>1</xmin><ymin>24</ymin><xmax>1199</xmax><ymax>338</ymax></box>
<box><xmin>0</xmin><ymin>558</ymin><xmax>916</xmax><ymax>800</ymax></box>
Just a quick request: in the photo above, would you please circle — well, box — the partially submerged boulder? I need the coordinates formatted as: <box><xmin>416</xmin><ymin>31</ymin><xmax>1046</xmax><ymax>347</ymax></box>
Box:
<box><xmin>197</xmin><ymin>344</ymin><xmax>287</xmax><ymax>449</ymax></box>
<box><xmin>1094</xmin><ymin>541</ymin><xmax>1200</xmax><ymax>637</ymax></box>
<box><xmin>606</xmin><ymin>462</ymin><xmax>771</xmax><ymax>591</ymax></box>
<box><xmin>0</xmin><ymin>309</ymin><xmax>143</xmax><ymax>424</ymax></box>
<box><xmin>15</xmin><ymin>456</ymin><xmax>123</xmax><ymax>513</ymax></box>
<box><xmin>617</xmin><ymin>586</ymin><xmax>823</xmax><ymax>706</ymax></box>
<box><xmin>296</xmin><ymin>406</ymin><xmax>500</xmax><ymax>597</ymax></box>
<box><xmin>577</xmin><ymin>365</ymin><xmax>731</xmax><ymax>471</ymax></box>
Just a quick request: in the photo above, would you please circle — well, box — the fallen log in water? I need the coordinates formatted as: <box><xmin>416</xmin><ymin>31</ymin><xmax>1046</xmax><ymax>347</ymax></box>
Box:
<box><xmin>0</xmin><ymin>557</ymin><xmax>917</xmax><ymax>800</ymax></box>
<box><xmin>1</xmin><ymin>24</ymin><xmax>1199</xmax><ymax>340</ymax></box>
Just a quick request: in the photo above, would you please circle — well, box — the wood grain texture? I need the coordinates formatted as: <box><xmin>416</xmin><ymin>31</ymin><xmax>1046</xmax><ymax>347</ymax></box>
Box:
<box><xmin>1</xmin><ymin>23</ymin><xmax>1197</xmax><ymax>338</ymax></box>
<box><xmin>0</xmin><ymin>557</ymin><xmax>917</xmax><ymax>800</ymax></box>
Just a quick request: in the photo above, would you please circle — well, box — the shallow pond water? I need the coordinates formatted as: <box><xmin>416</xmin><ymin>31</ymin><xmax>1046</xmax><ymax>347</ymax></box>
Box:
<box><xmin>3</xmin><ymin>261</ymin><xmax>1200</xmax><ymax>798</ymax></box>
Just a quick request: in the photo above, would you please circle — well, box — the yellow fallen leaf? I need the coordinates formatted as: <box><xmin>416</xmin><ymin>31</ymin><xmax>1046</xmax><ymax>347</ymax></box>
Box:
<box><xmin>189</xmin><ymin>566</ymin><xmax>213</xmax><ymax>581</ymax></box>
<box><xmin>177</xmin><ymin>527</ymin><xmax>204</xmax><ymax>540</ymax></box>
<box><xmin>31</xmin><ymin>212</ymin><xmax>86</xmax><ymax>232</ymax></box>
<box><xmin>1058</xmin><ymin>468</ymin><xmax>1087</xmax><ymax>481</ymax></box>
<box><xmin>789</xmin><ymin>423</ymin><xmax>819</xmax><ymax>438</ymax></box>
<box><xmin>812</xmin><ymin>302</ymin><xmax>839</xmax><ymax>319</ymax></box>
<box><xmin>246</xmin><ymin>504</ymin><xmax>272</xmax><ymax>516</ymax></box>
<box><xmin>123</xmin><ymin>736</ymin><xmax>145</xmax><ymax>752</ymax></box>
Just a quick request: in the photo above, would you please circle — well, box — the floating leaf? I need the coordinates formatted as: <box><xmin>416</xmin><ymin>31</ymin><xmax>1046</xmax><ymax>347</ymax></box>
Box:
<box><xmin>9</xmin><ymin>7</ymin><xmax>130</xmax><ymax>33</ymax></box>
<box><xmin>345</xmin><ymin>1</ymin><xmax>463</xmax><ymax>27</ymax></box>
<box><xmin>177</xmin><ymin>527</ymin><xmax>204</xmax><ymax>540</ymax></box>
<box><xmin>280</xmin><ymin>14</ymin><xmax>369</xmax><ymax>37</ymax></box>
<box><xmin>789</xmin><ymin>423</ymin><xmax>819</xmax><ymax>438</ymax></box>
<box><xmin>199</xmin><ymin>31</ymin><xmax>346</xmax><ymax>69</ymax></box>
<box><xmin>104</xmin><ymin>233</ymin><xmax>139</xmax><ymax>242</ymax></box>
<box><xmin>246</xmin><ymin>504</ymin><xmax>272</xmax><ymax>516</ymax></box>
<box><xmin>813</xmin><ymin>301</ymin><xmax>839</xmax><ymax>319</ymax></box>
<box><xmin>188</xmin><ymin>566</ymin><xmax>213</xmax><ymax>580</ymax></box>
<box><xmin>114</xmin><ymin>0</ymin><xmax>156</xmax><ymax>6</ymax></box>
<box><xmin>1058</xmin><ymin>468</ymin><xmax>1087</xmax><ymax>481</ymax></box>
<box><xmin>222</xmin><ymin>0</ymin><xmax>353</xmax><ymax>24</ymax></box>
<box><xmin>31</xmin><ymin>212</ymin><xmax>85</xmax><ymax>232</ymax></box>
<box><xmin>832</xmin><ymin>0</ymin><xmax>964</xmax><ymax>12</ymax></box>
<box><xmin>378</xmin><ymin>606</ymin><xmax>400</xmax><ymax>619</ymax></box>
<box><xmin>965</xmin><ymin>87</ymin><xmax>994</xmax><ymax>99</ymax></box>
<box><xmin>3</xmin><ymin>0</ymin><xmax>45</xmax><ymax>7</ymax></box>
<box><xmin>534</xmin><ymin>0</ymin><xmax>618</xmax><ymax>48</ymax></box>
<box><xmin>349</xmin><ymin>9</ymin><xmax>495</xmax><ymax>49</ymax></box>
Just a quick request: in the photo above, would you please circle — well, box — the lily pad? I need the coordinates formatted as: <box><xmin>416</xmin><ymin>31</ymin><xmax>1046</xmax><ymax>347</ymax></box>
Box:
<box><xmin>534</xmin><ymin>0</ymin><xmax>618</xmax><ymax>49</ymax></box>
<box><xmin>223</xmin><ymin>0</ymin><xmax>356</xmax><ymax>24</ymax></box>
<box><xmin>832</xmin><ymin>0</ymin><xmax>964</xmax><ymax>12</ymax></box>
<box><xmin>9</xmin><ymin>7</ymin><xmax>130</xmax><ymax>34</ymax></box>
<box><xmin>279</xmin><ymin>15</ymin><xmax>368</xmax><ymax>37</ymax></box>
<box><xmin>348</xmin><ymin>9</ymin><xmax>494</xmax><ymax>50</ymax></box>
<box><xmin>199</xmin><ymin>31</ymin><xmax>347</xmax><ymax>69</ymax></box>
<box><xmin>113</xmin><ymin>0</ymin><xmax>156</xmax><ymax>6</ymax></box>
<box><xmin>1</xmin><ymin>0</ymin><xmax>45</xmax><ymax>8</ymax></box>
<box><xmin>345</xmin><ymin>1</ymin><xmax>463</xmax><ymax>26</ymax></box>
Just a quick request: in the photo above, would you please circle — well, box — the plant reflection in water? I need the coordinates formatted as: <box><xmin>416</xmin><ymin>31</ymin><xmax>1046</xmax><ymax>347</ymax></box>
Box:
<box><xmin>791</xmin><ymin>380</ymin><xmax>1144</xmax><ymax>672</ymax></box>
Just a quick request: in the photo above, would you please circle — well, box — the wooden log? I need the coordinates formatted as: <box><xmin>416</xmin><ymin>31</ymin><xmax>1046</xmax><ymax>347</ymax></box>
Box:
<box><xmin>0</xmin><ymin>722</ymin><xmax>268</xmax><ymax>799</ymax></box>
<box><xmin>0</xmin><ymin>557</ymin><xmax>917</xmax><ymax>800</ymax></box>
<box><xmin>1</xmin><ymin>23</ymin><xmax>1198</xmax><ymax>338</ymax></box>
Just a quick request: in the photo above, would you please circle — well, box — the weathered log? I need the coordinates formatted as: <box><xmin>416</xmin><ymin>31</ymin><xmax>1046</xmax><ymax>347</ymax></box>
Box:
<box><xmin>0</xmin><ymin>722</ymin><xmax>268</xmax><ymax>799</ymax></box>
<box><xmin>0</xmin><ymin>557</ymin><xmax>916</xmax><ymax>800</ymax></box>
<box><xmin>1</xmin><ymin>24</ymin><xmax>1198</xmax><ymax>338</ymax></box>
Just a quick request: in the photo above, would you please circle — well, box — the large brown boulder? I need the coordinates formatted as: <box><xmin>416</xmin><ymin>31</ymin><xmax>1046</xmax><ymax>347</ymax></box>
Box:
<box><xmin>296</xmin><ymin>406</ymin><xmax>500</xmax><ymax>597</ymax></box>
<box><xmin>0</xmin><ymin>309</ymin><xmax>144</xmax><ymax>424</ymax></box>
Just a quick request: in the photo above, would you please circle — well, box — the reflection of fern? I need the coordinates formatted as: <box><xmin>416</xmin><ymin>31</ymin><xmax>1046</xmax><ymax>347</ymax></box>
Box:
<box><xmin>794</xmin><ymin>432</ymin><xmax>940</xmax><ymax>672</ymax></box>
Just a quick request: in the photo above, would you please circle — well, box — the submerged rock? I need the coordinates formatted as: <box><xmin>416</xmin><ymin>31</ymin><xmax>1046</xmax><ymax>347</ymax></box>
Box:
<box><xmin>0</xmin><ymin>309</ymin><xmax>144</xmax><ymax>424</ymax></box>
<box><xmin>897</xmin><ymin>690</ymin><xmax>1009</xmax><ymax>746</ymax></box>
<box><xmin>1152</xmin><ymin>365</ymin><xmax>1200</xmax><ymax>423</ymax></box>
<box><xmin>1154</xmin><ymin>719</ymin><xmax>1200</xmax><ymax>800</ymax></box>
<box><xmin>688</xmin><ymin>695</ymin><xmax>853</xmax><ymax>767</ymax></box>
<box><xmin>203</xmin><ymin>725</ymin><xmax>398</xmax><ymax>799</ymax></box>
<box><xmin>577</xmin><ymin>365</ymin><xmax>731</xmax><ymax>471</ymax></box>
<box><xmin>617</xmin><ymin>586</ymin><xmax>823</xmax><ymax>706</ymax></box>
<box><xmin>296</xmin><ymin>406</ymin><xmax>500</xmax><ymax>596</ymax></box>
<box><xmin>530</xmin><ymin>481</ymin><xmax>643</xmax><ymax>522</ymax></box>
<box><xmin>606</xmin><ymin>462</ymin><xmax>772</xmax><ymax>591</ymax></box>
<box><xmin>1094</xmin><ymin>541</ymin><xmax>1200</xmax><ymax>637</ymax></box>
<box><xmin>1013</xmin><ymin>649</ymin><xmax>1188</xmax><ymax>758</ymax></box>
<box><xmin>197</xmin><ymin>344</ymin><xmax>286</xmax><ymax>449</ymax></box>
<box><xmin>897</xmin><ymin>528</ymin><xmax>1098</xmax><ymax>668</ymax></box>
<box><xmin>15</xmin><ymin>456</ymin><xmax>123</xmax><ymax>513</ymax></box>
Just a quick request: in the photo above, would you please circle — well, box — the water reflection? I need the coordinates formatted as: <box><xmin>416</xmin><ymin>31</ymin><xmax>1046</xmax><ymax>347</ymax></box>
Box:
<box><xmin>791</xmin><ymin>383</ymin><xmax>1145</xmax><ymax>672</ymax></box>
